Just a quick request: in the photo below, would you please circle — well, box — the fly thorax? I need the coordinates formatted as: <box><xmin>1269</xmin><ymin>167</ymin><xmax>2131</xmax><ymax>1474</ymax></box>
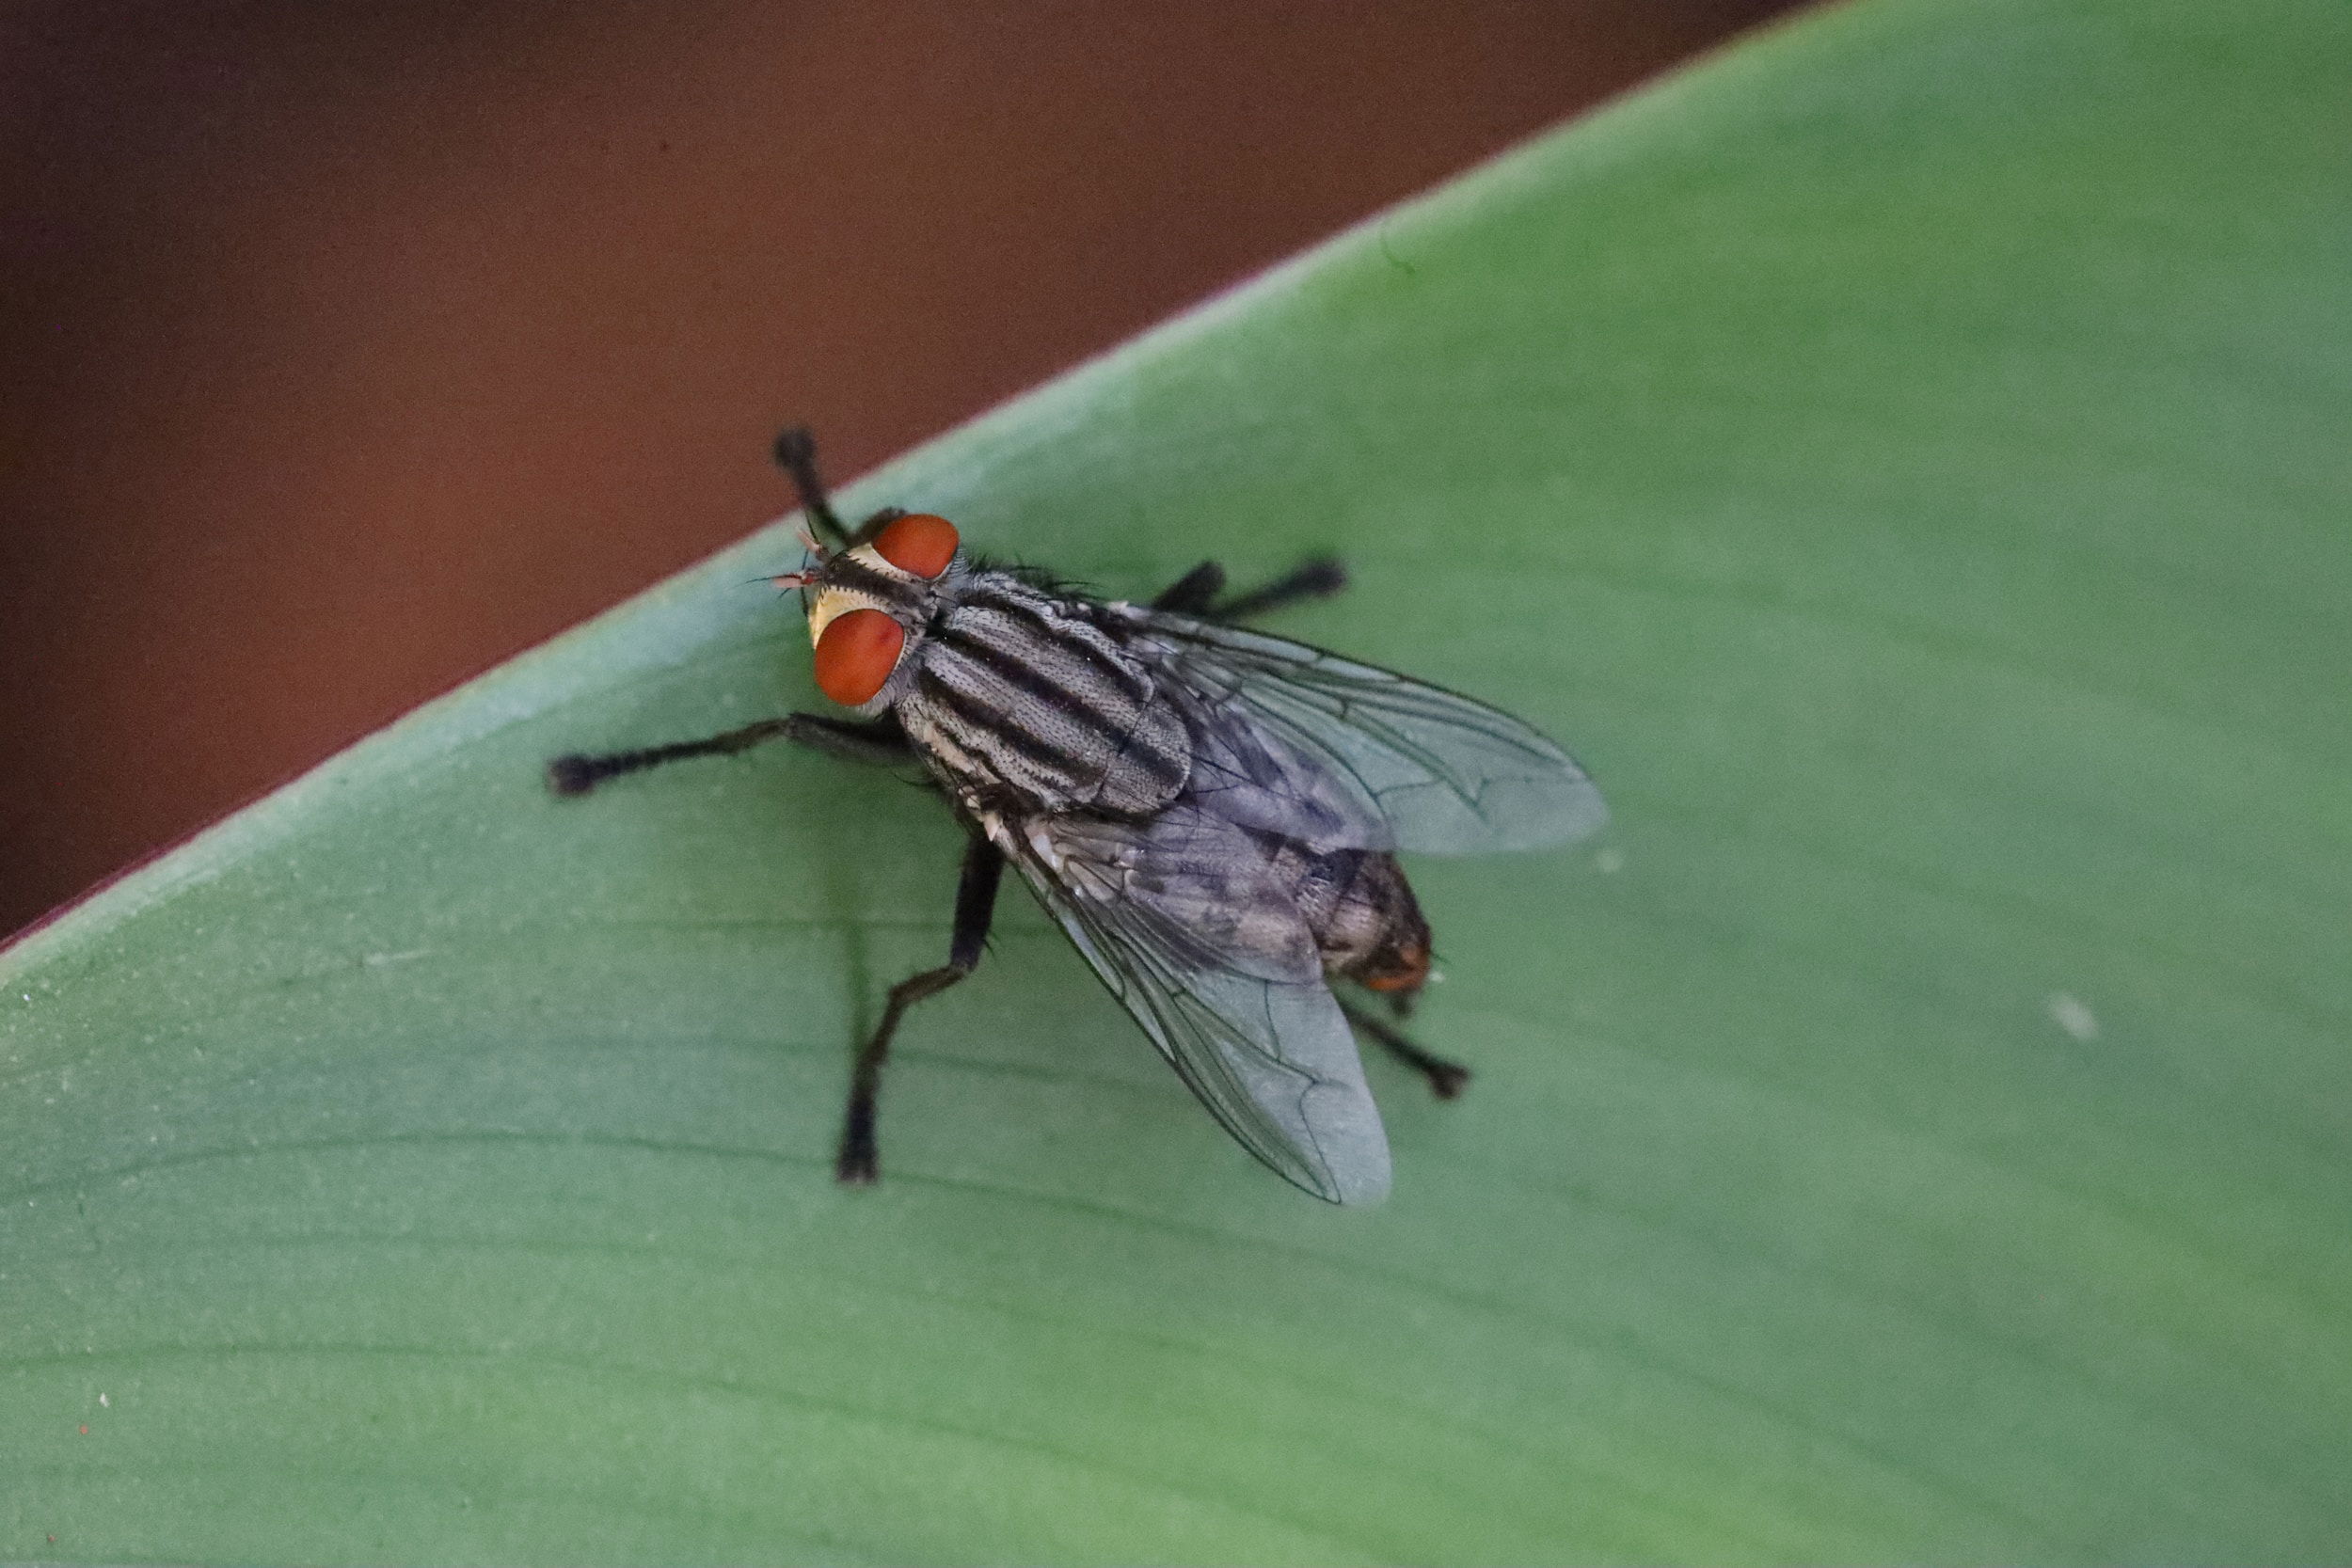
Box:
<box><xmin>897</xmin><ymin>578</ymin><xmax>1192</xmax><ymax>816</ymax></box>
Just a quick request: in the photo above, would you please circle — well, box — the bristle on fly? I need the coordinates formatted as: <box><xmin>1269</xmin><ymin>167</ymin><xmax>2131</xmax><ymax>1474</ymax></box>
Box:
<box><xmin>760</xmin><ymin>518</ymin><xmax>830</xmax><ymax>592</ymax></box>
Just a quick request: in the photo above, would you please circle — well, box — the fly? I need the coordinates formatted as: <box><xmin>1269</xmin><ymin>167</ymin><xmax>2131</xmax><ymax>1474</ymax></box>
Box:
<box><xmin>548</xmin><ymin>429</ymin><xmax>1607</xmax><ymax>1203</ymax></box>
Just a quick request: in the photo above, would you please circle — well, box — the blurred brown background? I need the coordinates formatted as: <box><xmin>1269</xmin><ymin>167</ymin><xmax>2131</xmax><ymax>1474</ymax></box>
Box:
<box><xmin>1</xmin><ymin>0</ymin><xmax>1800</xmax><ymax>938</ymax></box>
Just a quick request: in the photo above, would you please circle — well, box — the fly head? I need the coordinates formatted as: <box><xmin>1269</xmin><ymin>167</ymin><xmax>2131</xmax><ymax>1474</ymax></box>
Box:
<box><xmin>770</xmin><ymin>509</ymin><xmax>967</xmax><ymax>714</ymax></box>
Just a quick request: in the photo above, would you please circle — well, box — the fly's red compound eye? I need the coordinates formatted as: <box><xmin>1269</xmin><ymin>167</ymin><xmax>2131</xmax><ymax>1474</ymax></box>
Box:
<box><xmin>873</xmin><ymin>513</ymin><xmax>959</xmax><ymax>578</ymax></box>
<box><xmin>814</xmin><ymin>609</ymin><xmax>906</xmax><ymax>705</ymax></box>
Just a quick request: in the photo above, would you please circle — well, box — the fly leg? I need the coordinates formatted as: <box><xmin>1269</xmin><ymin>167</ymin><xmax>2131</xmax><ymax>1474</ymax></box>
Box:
<box><xmin>1151</xmin><ymin>561</ymin><xmax>1227</xmax><ymax>613</ymax></box>
<box><xmin>1214</xmin><ymin>557</ymin><xmax>1347</xmax><ymax>622</ymax></box>
<box><xmin>773</xmin><ymin>425</ymin><xmax>916</xmax><ymax>546</ymax></box>
<box><xmin>1338</xmin><ymin>997</ymin><xmax>1470</xmax><ymax>1101</ymax></box>
<box><xmin>1151</xmin><ymin>558</ymin><xmax>1348</xmax><ymax>622</ymax></box>
<box><xmin>771</xmin><ymin>425</ymin><xmax>850</xmax><ymax>548</ymax></box>
<box><xmin>837</xmin><ymin>833</ymin><xmax>1007</xmax><ymax>1185</ymax></box>
<box><xmin>548</xmin><ymin>713</ymin><xmax>913</xmax><ymax>796</ymax></box>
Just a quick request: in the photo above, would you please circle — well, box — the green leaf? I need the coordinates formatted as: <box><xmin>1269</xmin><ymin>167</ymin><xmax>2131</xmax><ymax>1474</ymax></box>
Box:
<box><xmin>7</xmin><ymin>0</ymin><xmax>2348</xmax><ymax>1560</ymax></box>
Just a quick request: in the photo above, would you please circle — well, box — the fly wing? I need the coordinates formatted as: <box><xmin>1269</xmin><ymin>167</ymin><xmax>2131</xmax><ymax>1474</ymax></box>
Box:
<box><xmin>1130</xmin><ymin>610</ymin><xmax>1608</xmax><ymax>856</ymax></box>
<box><xmin>1008</xmin><ymin>806</ymin><xmax>1391</xmax><ymax>1205</ymax></box>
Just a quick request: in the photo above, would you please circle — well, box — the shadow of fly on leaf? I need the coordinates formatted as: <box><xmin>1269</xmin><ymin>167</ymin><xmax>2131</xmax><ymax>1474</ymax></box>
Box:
<box><xmin>548</xmin><ymin>429</ymin><xmax>1606</xmax><ymax>1205</ymax></box>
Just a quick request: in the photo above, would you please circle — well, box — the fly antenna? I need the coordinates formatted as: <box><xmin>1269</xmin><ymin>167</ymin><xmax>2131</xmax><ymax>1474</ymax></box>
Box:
<box><xmin>772</xmin><ymin>426</ymin><xmax>850</xmax><ymax>548</ymax></box>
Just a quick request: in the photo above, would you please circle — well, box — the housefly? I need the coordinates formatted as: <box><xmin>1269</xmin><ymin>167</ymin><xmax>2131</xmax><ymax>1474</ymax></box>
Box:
<box><xmin>549</xmin><ymin>429</ymin><xmax>1606</xmax><ymax>1203</ymax></box>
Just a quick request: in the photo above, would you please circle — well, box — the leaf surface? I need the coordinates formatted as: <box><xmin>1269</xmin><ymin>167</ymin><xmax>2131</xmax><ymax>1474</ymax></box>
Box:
<box><xmin>6</xmin><ymin>0</ymin><xmax>2349</xmax><ymax>1560</ymax></box>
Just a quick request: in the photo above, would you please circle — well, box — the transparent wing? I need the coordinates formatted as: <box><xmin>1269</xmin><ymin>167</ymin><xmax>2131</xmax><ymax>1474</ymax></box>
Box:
<box><xmin>1009</xmin><ymin>808</ymin><xmax>1391</xmax><ymax>1205</ymax></box>
<box><xmin>1132</xmin><ymin>610</ymin><xmax>1608</xmax><ymax>855</ymax></box>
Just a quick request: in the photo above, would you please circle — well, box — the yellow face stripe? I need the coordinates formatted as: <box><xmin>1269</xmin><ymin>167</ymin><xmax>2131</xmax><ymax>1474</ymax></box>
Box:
<box><xmin>806</xmin><ymin>584</ymin><xmax>892</xmax><ymax>649</ymax></box>
<box><xmin>804</xmin><ymin>542</ymin><xmax>926</xmax><ymax>647</ymax></box>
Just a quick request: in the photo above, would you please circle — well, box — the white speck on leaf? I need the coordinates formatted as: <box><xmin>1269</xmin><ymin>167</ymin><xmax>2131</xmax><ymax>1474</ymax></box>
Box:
<box><xmin>1596</xmin><ymin>847</ymin><xmax>1625</xmax><ymax>875</ymax></box>
<box><xmin>2047</xmin><ymin>992</ymin><xmax>2099</xmax><ymax>1042</ymax></box>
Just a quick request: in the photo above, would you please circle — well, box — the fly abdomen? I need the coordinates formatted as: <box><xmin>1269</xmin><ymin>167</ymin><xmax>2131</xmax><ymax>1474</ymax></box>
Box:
<box><xmin>899</xmin><ymin>578</ymin><xmax>1191</xmax><ymax>816</ymax></box>
<box><xmin>1275</xmin><ymin>842</ymin><xmax>1433</xmax><ymax>995</ymax></box>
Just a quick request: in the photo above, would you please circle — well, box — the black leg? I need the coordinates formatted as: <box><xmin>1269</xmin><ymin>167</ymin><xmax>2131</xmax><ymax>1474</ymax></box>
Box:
<box><xmin>1339</xmin><ymin>998</ymin><xmax>1470</xmax><ymax>1101</ymax></box>
<box><xmin>548</xmin><ymin>712</ymin><xmax>913</xmax><ymax>796</ymax></box>
<box><xmin>837</xmin><ymin>833</ymin><xmax>1007</xmax><ymax>1185</ymax></box>
<box><xmin>772</xmin><ymin>425</ymin><xmax>850</xmax><ymax>548</ymax></box>
<box><xmin>1151</xmin><ymin>560</ymin><xmax>1227</xmax><ymax>614</ymax></box>
<box><xmin>1213</xmin><ymin>557</ymin><xmax>1347</xmax><ymax>622</ymax></box>
<box><xmin>1151</xmin><ymin>557</ymin><xmax>1349</xmax><ymax>623</ymax></box>
<box><xmin>774</xmin><ymin>713</ymin><xmax>917</xmax><ymax>768</ymax></box>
